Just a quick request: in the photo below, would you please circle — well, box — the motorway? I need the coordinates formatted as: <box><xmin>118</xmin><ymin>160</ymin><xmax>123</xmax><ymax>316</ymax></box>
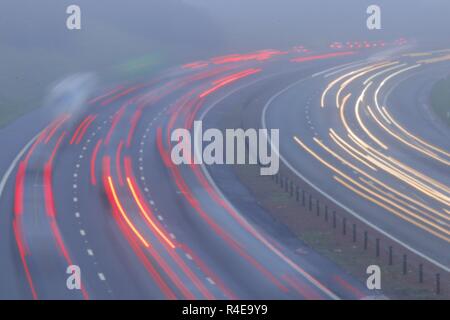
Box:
<box><xmin>263</xmin><ymin>51</ymin><xmax>450</xmax><ymax>269</ymax></box>
<box><xmin>0</xmin><ymin>40</ymin><xmax>449</xmax><ymax>299</ymax></box>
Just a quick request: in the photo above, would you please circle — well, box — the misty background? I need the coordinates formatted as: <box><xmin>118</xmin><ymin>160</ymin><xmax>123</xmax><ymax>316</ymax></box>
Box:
<box><xmin>1</xmin><ymin>0</ymin><xmax>449</xmax><ymax>126</ymax></box>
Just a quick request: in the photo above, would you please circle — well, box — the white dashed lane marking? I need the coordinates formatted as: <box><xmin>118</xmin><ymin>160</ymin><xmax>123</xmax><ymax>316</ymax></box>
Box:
<box><xmin>70</xmin><ymin>117</ymin><xmax>113</xmax><ymax>295</ymax></box>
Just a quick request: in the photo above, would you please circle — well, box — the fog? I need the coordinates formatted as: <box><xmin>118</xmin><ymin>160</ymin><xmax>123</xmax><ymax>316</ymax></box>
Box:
<box><xmin>186</xmin><ymin>0</ymin><xmax>450</xmax><ymax>50</ymax></box>
<box><xmin>77</xmin><ymin>0</ymin><xmax>450</xmax><ymax>52</ymax></box>
<box><xmin>2</xmin><ymin>1</ymin><xmax>449</xmax><ymax>64</ymax></box>
<box><xmin>0</xmin><ymin>0</ymin><xmax>449</xmax><ymax>124</ymax></box>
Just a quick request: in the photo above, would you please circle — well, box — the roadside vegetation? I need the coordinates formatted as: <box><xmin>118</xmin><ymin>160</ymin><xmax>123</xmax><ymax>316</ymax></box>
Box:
<box><xmin>431</xmin><ymin>76</ymin><xmax>450</xmax><ymax>126</ymax></box>
<box><xmin>0</xmin><ymin>1</ymin><xmax>224</xmax><ymax>128</ymax></box>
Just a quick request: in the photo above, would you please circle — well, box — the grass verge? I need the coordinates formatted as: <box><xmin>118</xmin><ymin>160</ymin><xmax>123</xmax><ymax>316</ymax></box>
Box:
<box><xmin>431</xmin><ymin>76</ymin><xmax>450</xmax><ymax>126</ymax></box>
<box><xmin>233</xmin><ymin>163</ymin><xmax>449</xmax><ymax>299</ymax></box>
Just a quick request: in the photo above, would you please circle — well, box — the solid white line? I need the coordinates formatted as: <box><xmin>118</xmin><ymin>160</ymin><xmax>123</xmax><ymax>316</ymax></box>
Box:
<box><xmin>261</xmin><ymin>75</ymin><xmax>450</xmax><ymax>273</ymax></box>
<box><xmin>0</xmin><ymin>131</ymin><xmax>42</xmax><ymax>202</ymax></box>
<box><xmin>195</xmin><ymin>72</ymin><xmax>341</xmax><ymax>300</ymax></box>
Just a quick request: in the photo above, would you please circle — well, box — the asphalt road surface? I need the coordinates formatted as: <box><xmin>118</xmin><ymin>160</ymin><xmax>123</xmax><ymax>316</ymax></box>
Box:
<box><xmin>0</xmin><ymin>40</ymin><xmax>448</xmax><ymax>299</ymax></box>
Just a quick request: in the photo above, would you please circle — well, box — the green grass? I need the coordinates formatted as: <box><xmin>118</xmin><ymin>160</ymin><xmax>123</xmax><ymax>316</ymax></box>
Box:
<box><xmin>0</xmin><ymin>40</ymin><xmax>171</xmax><ymax>128</ymax></box>
<box><xmin>0</xmin><ymin>1</ymin><xmax>227</xmax><ymax>129</ymax></box>
<box><xmin>233</xmin><ymin>164</ymin><xmax>450</xmax><ymax>299</ymax></box>
<box><xmin>431</xmin><ymin>76</ymin><xmax>450</xmax><ymax>126</ymax></box>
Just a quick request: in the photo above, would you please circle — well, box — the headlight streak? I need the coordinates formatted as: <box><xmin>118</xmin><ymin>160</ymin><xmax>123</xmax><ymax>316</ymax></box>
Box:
<box><xmin>125</xmin><ymin>172</ymin><xmax>176</xmax><ymax>249</ymax></box>
<box><xmin>382</xmin><ymin>107</ymin><xmax>450</xmax><ymax>159</ymax></box>
<box><xmin>125</xmin><ymin>168</ymin><xmax>218</xmax><ymax>300</ymax></box>
<box><xmin>302</xmin><ymin>55</ymin><xmax>450</xmax><ymax>245</ymax></box>
<box><xmin>345</xmin><ymin>126</ymin><xmax>450</xmax><ymax>207</ymax></box>
<box><xmin>320</xmin><ymin>134</ymin><xmax>450</xmax><ymax>223</ymax></box>
<box><xmin>359</xmin><ymin>177</ymin><xmax>449</xmax><ymax>225</ymax></box>
<box><xmin>363</xmin><ymin>62</ymin><xmax>404</xmax><ymax>85</ymax></box>
<box><xmin>106</xmin><ymin>175</ymin><xmax>150</xmax><ymax>248</ymax></box>
<box><xmin>334</xmin><ymin>62</ymin><xmax>393</xmax><ymax>109</ymax></box>
<box><xmin>355</xmin><ymin>81</ymin><xmax>388</xmax><ymax>150</ymax></box>
<box><xmin>6</xmin><ymin>42</ymin><xmax>449</xmax><ymax>299</ymax></box>
<box><xmin>334</xmin><ymin>62</ymin><xmax>450</xmax><ymax>203</ymax></box>
<box><xmin>329</xmin><ymin>129</ymin><xmax>377</xmax><ymax>171</ymax></box>
<box><xmin>334</xmin><ymin>175</ymin><xmax>450</xmax><ymax>242</ymax></box>
<box><xmin>330</xmin><ymin>129</ymin><xmax>449</xmax><ymax>222</ymax></box>
<box><xmin>366</xmin><ymin>106</ymin><xmax>450</xmax><ymax>166</ymax></box>
<box><xmin>320</xmin><ymin>63</ymin><xmax>376</xmax><ymax>108</ymax></box>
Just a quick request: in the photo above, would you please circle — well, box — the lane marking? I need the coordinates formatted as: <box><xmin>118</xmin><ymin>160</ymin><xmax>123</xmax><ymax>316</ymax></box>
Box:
<box><xmin>261</xmin><ymin>73</ymin><xmax>450</xmax><ymax>273</ymax></box>
<box><xmin>0</xmin><ymin>131</ymin><xmax>42</xmax><ymax>201</ymax></box>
